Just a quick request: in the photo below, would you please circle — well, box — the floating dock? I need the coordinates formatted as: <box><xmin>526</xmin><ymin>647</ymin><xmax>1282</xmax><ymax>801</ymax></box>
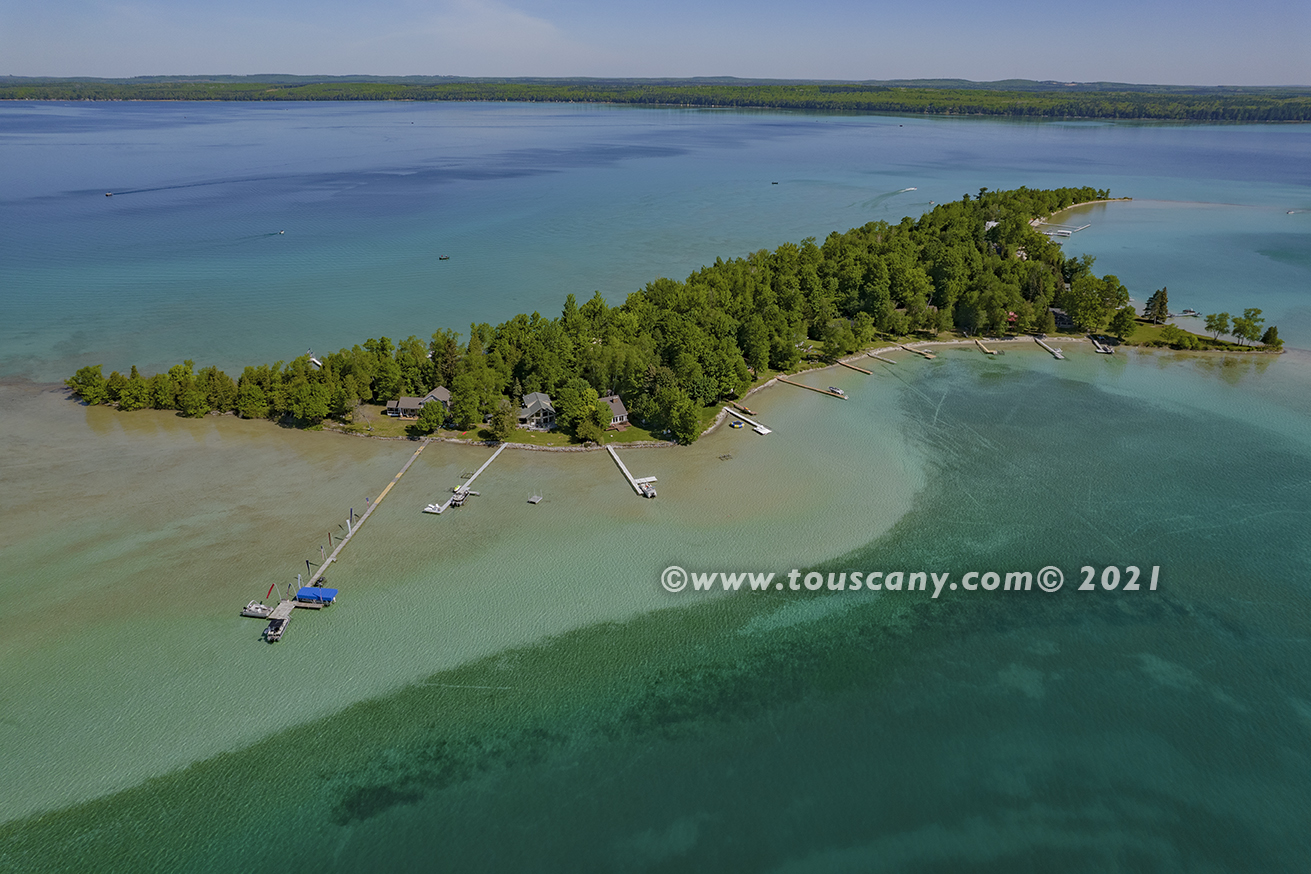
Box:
<box><xmin>776</xmin><ymin>376</ymin><xmax>848</xmax><ymax>399</ymax></box>
<box><xmin>838</xmin><ymin>360</ymin><xmax>873</xmax><ymax>374</ymax></box>
<box><xmin>975</xmin><ymin>339</ymin><xmax>998</xmax><ymax>355</ymax></box>
<box><xmin>607</xmin><ymin>445</ymin><xmax>657</xmax><ymax>497</ymax></box>
<box><xmin>722</xmin><ymin>407</ymin><xmax>772</xmax><ymax>434</ymax></box>
<box><xmin>1035</xmin><ymin>337</ymin><xmax>1066</xmax><ymax>359</ymax></box>
<box><xmin>425</xmin><ymin>443</ymin><xmax>507</xmax><ymax>514</ymax></box>
<box><xmin>899</xmin><ymin>344</ymin><xmax>936</xmax><ymax>360</ymax></box>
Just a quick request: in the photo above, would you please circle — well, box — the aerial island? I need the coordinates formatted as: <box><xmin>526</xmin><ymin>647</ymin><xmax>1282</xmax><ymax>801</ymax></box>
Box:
<box><xmin>65</xmin><ymin>186</ymin><xmax>1282</xmax><ymax>445</ymax></box>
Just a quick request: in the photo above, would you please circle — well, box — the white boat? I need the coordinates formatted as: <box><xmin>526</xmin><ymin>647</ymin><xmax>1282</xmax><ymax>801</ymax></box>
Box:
<box><xmin>241</xmin><ymin>601</ymin><xmax>273</xmax><ymax>618</ymax></box>
<box><xmin>423</xmin><ymin>502</ymin><xmax>444</xmax><ymax>514</ymax></box>
<box><xmin>828</xmin><ymin>387</ymin><xmax>847</xmax><ymax>397</ymax></box>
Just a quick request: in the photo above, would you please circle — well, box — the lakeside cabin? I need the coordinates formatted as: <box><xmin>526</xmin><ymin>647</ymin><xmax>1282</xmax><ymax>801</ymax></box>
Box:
<box><xmin>386</xmin><ymin>387</ymin><xmax>451</xmax><ymax>419</ymax></box>
<box><xmin>601</xmin><ymin>393</ymin><xmax>629</xmax><ymax>430</ymax></box>
<box><xmin>518</xmin><ymin>392</ymin><xmax>556</xmax><ymax>430</ymax></box>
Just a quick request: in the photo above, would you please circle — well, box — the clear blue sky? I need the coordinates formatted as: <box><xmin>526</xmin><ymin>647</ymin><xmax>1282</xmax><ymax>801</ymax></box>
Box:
<box><xmin>3</xmin><ymin>0</ymin><xmax>1308</xmax><ymax>85</ymax></box>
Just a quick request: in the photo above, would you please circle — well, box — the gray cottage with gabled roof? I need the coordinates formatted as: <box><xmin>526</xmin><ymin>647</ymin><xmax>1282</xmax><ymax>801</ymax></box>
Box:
<box><xmin>518</xmin><ymin>392</ymin><xmax>556</xmax><ymax>430</ymax></box>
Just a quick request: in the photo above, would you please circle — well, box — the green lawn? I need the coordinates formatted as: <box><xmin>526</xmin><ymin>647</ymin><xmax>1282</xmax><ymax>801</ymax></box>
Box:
<box><xmin>1119</xmin><ymin>319</ymin><xmax>1251</xmax><ymax>350</ymax></box>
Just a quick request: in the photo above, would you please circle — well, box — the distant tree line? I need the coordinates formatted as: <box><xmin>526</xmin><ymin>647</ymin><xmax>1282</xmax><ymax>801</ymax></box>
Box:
<box><xmin>6</xmin><ymin>81</ymin><xmax>1311</xmax><ymax>121</ymax></box>
<box><xmin>72</xmin><ymin>185</ymin><xmax>1196</xmax><ymax>442</ymax></box>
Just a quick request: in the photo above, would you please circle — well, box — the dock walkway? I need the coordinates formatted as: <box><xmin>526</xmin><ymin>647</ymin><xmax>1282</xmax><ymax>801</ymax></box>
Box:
<box><xmin>776</xmin><ymin>376</ymin><xmax>848</xmax><ymax>399</ymax></box>
<box><xmin>975</xmin><ymin>339</ymin><xmax>998</xmax><ymax>355</ymax></box>
<box><xmin>607</xmin><ymin>445</ymin><xmax>657</xmax><ymax>497</ymax></box>
<box><xmin>308</xmin><ymin>438</ymin><xmax>430</xmax><ymax>582</ymax></box>
<box><xmin>899</xmin><ymin>344</ymin><xmax>936</xmax><ymax>360</ymax></box>
<box><xmin>838</xmin><ymin>360</ymin><xmax>873</xmax><ymax>374</ymax></box>
<box><xmin>1035</xmin><ymin>337</ymin><xmax>1066</xmax><ymax>360</ymax></box>
<box><xmin>868</xmin><ymin>352</ymin><xmax>897</xmax><ymax>364</ymax></box>
<box><xmin>426</xmin><ymin>443</ymin><xmax>507</xmax><ymax>513</ymax></box>
<box><xmin>722</xmin><ymin>407</ymin><xmax>772</xmax><ymax>434</ymax></box>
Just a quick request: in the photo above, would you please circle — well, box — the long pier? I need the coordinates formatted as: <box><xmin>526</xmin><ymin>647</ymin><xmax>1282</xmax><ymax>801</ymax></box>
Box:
<box><xmin>776</xmin><ymin>376</ymin><xmax>848</xmax><ymax>399</ymax></box>
<box><xmin>1035</xmin><ymin>337</ymin><xmax>1066</xmax><ymax>359</ymax></box>
<box><xmin>308</xmin><ymin>438</ymin><xmax>431</xmax><ymax>582</ymax></box>
<box><xmin>899</xmin><ymin>344</ymin><xmax>936</xmax><ymax>360</ymax></box>
<box><xmin>607</xmin><ymin>445</ymin><xmax>657</xmax><ymax>497</ymax></box>
<box><xmin>975</xmin><ymin>339</ymin><xmax>998</xmax><ymax>355</ymax></box>
<box><xmin>868</xmin><ymin>352</ymin><xmax>897</xmax><ymax>364</ymax></box>
<box><xmin>838</xmin><ymin>360</ymin><xmax>873</xmax><ymax>374</ymax></box>
<box><xmin>722</xmin><ymin>407</ymin><xmax>772</xmax><ymax>434</ymax></box>
<box><xmin>426</xmin><ymin>443</ymin><xmax>508</xmax><ymax>513</ymax></box>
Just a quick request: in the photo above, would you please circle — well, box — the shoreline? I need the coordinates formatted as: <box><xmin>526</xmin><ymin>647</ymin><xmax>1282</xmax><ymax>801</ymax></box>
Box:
<box><xmin>43</xmin><ymin>329</ymin><xmax>1286</xmax><ymax>452</ymax></box>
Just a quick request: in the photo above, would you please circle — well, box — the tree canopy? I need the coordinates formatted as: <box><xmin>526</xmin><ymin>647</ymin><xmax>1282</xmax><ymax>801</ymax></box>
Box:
<box><xmin>74</xmin><ymin>185</ymin><xmax>1222</xmax><ymax>443</ymax></box>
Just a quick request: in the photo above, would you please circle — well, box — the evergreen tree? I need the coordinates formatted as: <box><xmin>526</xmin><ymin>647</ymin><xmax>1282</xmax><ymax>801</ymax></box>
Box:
<box><xmin>488</xmin><ymin>400</ymin><xmax>519</xmax><ymax>442</ymax></box>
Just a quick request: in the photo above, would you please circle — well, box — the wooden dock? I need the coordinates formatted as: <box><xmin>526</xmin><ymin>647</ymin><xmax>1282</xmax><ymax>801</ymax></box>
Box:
<box><xmin>975</xmin><ymin>339</ymin><xmax>998</xmax><ymax>355</ymax></box>
<box><xmin>1035</xmin><ymin>337</ymin><xmax>1065</xmax><ymax>359</ymax></box>
<box><xmin>838</xmin><ymin>360</ymin><xmax>873</xmax><ymax>374</ymax></box>
<box><xmin>607</xmin><ymin>445</ymin><xmax>657</xmax><ymax>497</ymax></box>
<box><xmin>1091</xmin><ymin>337</ymin><xmax>1114</xmax><ymax>354</ymax></box>
<box><xmin>776</xmin><ymin>376</ymin><xmax>848</xmax><ymax>399</ymax></box>
<box><xmin>722</xmin><ymin>407</ymin><xmax>771</xmax><ymax>434</ymax></box>
<box><xmin>306</xmin><ymin>438</ymin><xmax>431</xmax><ymax>582</ymax></box>
<box><xmin>899</xmin><ymin>344</ymin><xmax>936</xmax><ymax>360</ymax></box>
<box><xmin>868</xmin><ymin>352</ymin><xmax>897</xmax><ymax>364</ymax></box>
<box><xmin>425</xmin><ymin>443</ymin><xmax>507</xmax><ymax>514</ymax></box>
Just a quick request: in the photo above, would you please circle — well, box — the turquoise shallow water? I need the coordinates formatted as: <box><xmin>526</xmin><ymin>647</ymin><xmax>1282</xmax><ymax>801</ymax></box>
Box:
<box><xmin>2</xmin><ymin>104</ymin><xmax>1310</xmax><ymax>870</ymax></box>
<box><xmin>4</xmin><ymin>346</ymin><xmax>1310</xmax><ymax>871</ymax></box>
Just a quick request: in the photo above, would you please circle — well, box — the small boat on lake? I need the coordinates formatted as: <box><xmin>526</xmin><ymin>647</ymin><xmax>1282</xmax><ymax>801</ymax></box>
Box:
<box><xmin>828</xmin><ymin>387</ymin><xmax>847</xmax><ymax>398</ymax></box>
<box><xmin>439</xmin><ymin>255</ymin><xmax>450</xmax><ymax>261</ymax></box>
<box><xmin>241</xmin><ymin>601</ymin><xmax>273</xmax><ymax>618</ymax></box>
<box><xmin>264</xmin><ymin>617</ymin><xmax>288</xmax><ymax>642</ymax></box>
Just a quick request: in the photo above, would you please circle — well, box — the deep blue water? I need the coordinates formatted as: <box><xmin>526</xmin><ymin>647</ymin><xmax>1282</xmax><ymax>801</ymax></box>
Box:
<box><xmin>2</xmin><ymin>103</ymin><xmax>1310</xmax><ymax>871</ymax></box>
<box><xmin>3</xmin><ymin>101</ymin><xmax>1309</xmax><ymax>384</ymax></box>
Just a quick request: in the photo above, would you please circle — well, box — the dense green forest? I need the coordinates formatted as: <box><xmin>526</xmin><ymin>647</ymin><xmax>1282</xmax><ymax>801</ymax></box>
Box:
<box><xmin>6</xmin><ymin>79</ymin><xmax>1311</xmax><ymax>121</ymax></box>
<box><xmin>69</xmin><ymin>186</ymin><xmax>1148</xmax><ymax>443</ymax></box>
